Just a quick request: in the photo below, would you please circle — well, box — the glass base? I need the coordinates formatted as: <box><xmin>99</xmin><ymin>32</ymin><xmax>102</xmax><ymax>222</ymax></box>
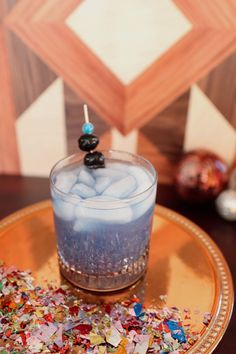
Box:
<box><xmin>58</xmin><ymin>251</ymin><xmax>148</xmax><ymax>292</ymax></box>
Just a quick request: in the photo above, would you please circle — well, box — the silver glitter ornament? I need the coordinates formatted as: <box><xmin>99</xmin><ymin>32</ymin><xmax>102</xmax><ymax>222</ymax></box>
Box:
<box><xmin>216</xmin><ymin>189</ymin><xmax>236</xmax><ymax>221</ymax></box>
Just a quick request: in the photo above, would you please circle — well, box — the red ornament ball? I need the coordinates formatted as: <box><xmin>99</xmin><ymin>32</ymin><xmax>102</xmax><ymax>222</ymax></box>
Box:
<box><xmin>175</xmin><ymin>150</ymin><xmax>229</xmax><ymax>203</ymax></box>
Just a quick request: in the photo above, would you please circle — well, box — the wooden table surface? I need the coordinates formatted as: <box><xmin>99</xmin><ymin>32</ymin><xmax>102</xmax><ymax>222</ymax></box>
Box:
<box><xmin>0</xmin><ymin>175</ymin><xmax>235</xmax><ymax>353</ymax></box>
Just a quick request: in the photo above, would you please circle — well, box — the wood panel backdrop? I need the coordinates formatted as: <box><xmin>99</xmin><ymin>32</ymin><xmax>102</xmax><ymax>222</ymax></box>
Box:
<box><xmin>1</xmin><ymin>0</ymin><xmax>236</xmax><ymax>184</ymax></box>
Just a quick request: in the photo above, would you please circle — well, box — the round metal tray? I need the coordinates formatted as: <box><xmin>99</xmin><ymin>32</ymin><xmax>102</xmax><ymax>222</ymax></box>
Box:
<box><xmin>0</xmin><ymin>200</ymin><xmax>233</xmax><ymax>353</ymax></box>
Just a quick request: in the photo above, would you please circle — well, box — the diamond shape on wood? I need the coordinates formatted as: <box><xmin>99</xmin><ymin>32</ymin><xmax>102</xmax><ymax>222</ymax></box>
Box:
<box><xmin>6</xmin><ymin>0</ymin><xmax>236</xmax><ymax>134</ymax></box>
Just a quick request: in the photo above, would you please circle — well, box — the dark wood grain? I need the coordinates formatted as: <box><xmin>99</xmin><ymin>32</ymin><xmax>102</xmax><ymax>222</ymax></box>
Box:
<box><xmin>0</xmin><ymin>175</ymin><xmax>235</xmax><ymax>353</ymax></box>
<box><xmin>3</xmin><ymin>0</ymin><xmax>17</xmax><ymax>13</ymax></box>
<box><xmin>138</xmin><ymin>91</ymin><xmax>189</xmax><ymax>185</ymax></box>
<box><xmin>3</xmin><ymin>0</ymin><xmax>57</xmax><ymax>117</ymax></box>
<box><xmin>141</xmin><ymin>91</ymin><xmax>189</xmax><ymax>161</ymax></box>
<box><xmin>6</xmin><ymin>28</ymin><xmax>57</xmax><ymax>117</ymax></box>
<box><xmin>198</xmin><ymin>51</ymin><xmax>236</xmax><ymax>129</ymax></box>
<box><xmin>0</xmin><ymin>175</ymin><xmax>50</xmax><ymax>218</ymax></box>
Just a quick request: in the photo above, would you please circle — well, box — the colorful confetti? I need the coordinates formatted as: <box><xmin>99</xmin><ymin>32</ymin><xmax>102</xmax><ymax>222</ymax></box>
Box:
<box><xmin>0</xmin><ymin>264</ymin><xmax>207</xmax><ymax>353</ymax></box>
<box><xmin>203</xmin><ymin>312</ymin><xmax>212</xmax><ymax>326</ymax></box>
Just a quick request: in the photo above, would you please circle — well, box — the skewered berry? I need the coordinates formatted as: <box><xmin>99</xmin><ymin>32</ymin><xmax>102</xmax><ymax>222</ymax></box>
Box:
<box><xmin>84</xmin><ymin>151</ymin><xmax>105</xmax><ymax>169</ymax></box>
<box><xmin>78</xmin><ymin>134</ymin><xmax>99</xmax><ymax>152</ymax></box>
<box><xmin>82</xmin><ymin>122</ymin><xmax>94</xmax><ymax>135</ymax></box>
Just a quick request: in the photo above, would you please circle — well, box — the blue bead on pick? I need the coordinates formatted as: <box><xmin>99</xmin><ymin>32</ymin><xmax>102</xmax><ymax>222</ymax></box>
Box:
<box><xmin>134</xmin><ymin>302</ymin><xmax>143</xmax><ymax>317</ymax></box>
<box><xmin>82</xmin><ymin>122</ymin><xmax>94</xmax><ymax>135</ymax></box>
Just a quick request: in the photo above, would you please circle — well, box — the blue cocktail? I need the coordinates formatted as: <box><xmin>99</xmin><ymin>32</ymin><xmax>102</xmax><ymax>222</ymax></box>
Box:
<box><xmin>50</xmin><ymin>150</ymin><xmax>157</xmax><ymax>291</ymax></box>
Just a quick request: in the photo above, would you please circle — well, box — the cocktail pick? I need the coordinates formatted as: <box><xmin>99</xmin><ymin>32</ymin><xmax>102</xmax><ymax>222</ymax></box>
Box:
<box><xmin>78</xmin><ymin>104</ymin><xmax>105</xmax><ymax>169</ymax></box>
<box><xmin>82</xmin><ymin>104</ymin><xmax>94</xmax><ymax>135</ymax></box>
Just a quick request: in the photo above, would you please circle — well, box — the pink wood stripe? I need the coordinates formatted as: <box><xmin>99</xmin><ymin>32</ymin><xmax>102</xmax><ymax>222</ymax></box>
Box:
<box><xmin>34</xmin><ymin>0</ymin><xmax>80</xmax><ymax>21</ymax></box>
<box><xmin>175</xmin><ymin>0</ymin><xmax>236</xmax><ymax>28</ymax></box>
<box><xmin>5</xmin><ymin>0</ymin><xmax>80</xmax><ymax>23</ymax></box>
<box><xmin>0</xmin><ymin>22</ymin><xmax>20</xmax><ymax>174</ymax></box>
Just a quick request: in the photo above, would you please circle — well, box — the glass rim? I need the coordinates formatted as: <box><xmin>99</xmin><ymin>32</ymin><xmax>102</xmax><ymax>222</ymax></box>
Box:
<box><xmin>50</xmin><ymin>149</ymin><xmax>157</xmax><ymax>206</ymax></box>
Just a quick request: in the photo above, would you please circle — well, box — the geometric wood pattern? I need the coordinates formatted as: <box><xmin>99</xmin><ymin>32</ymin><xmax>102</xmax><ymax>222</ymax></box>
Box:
<box><xmin>66</xmin><ymin>0</ymin><xmax>192</xmax><ymax>85</ymax></box>
<box><xmin>6</xmin><ymin>0</ymin><xmax>236</xmax><ymax>134</ymax></box>
<box><xmin>6</xmin><ymin>0</ymin><xmax>125</xmax><ymax>131</ymax></box>
<box><xmin>1</xmin><ymin>0</ymin><xmax>236</xmax><ymax>181</ymax></box>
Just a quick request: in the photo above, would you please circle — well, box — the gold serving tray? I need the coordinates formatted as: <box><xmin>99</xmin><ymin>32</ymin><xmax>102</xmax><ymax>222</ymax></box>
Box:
<box><xmin>0</xmin><ymin>200</ymin><xmax>233</xmax><ymax>353</ymax></box>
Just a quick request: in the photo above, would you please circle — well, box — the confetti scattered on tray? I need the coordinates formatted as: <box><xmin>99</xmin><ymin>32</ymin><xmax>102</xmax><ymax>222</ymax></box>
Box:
<box><xmin>0</xmin><ymin>264</ymin><xmax>211</xmax><ymax>353</ymax></box>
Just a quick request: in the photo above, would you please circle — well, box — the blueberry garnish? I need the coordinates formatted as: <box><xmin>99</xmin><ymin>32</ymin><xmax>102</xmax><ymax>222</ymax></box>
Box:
<box><xmin>78</xmin><ymin>134</ymin><xmax>99</xmax><ymax>152</ymax></box>
<box><xmin>84</xmin><ymin>151</ymin><xmax>105</xmax><ymax>169</ymax></box>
